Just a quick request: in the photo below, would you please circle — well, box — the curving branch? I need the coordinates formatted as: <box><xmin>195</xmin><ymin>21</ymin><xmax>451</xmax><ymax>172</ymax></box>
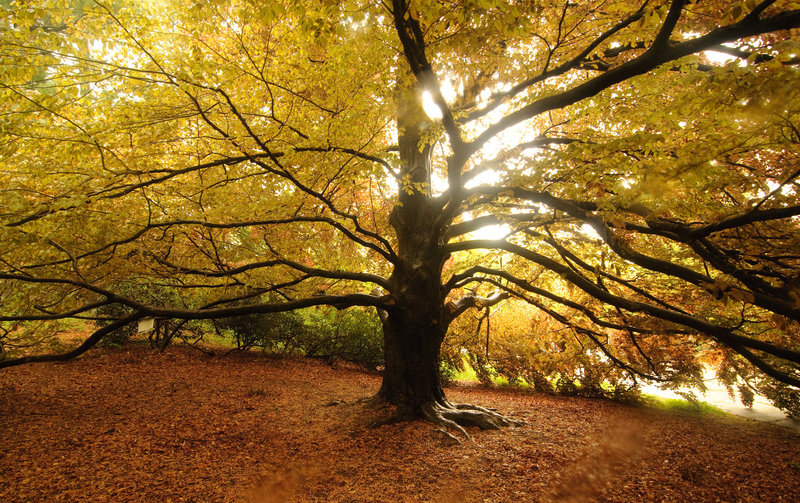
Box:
<box><xmin>0</xmin><ymin>312</ymin><xmax>145</xmax><ymax>369</ymax></box>
<box><xmin>150</xmin><ymin>255</ymin><xmax>391</xmax><ymax>291</ymax></box>
<box><xmin>447</xmin><ymin>271</ymin><xmax>678</xmax><ymax>383</ymax></box>
<box><xmin>464</xmin><ymin>8</ymin><xmax>800</xmax><ymax>160</ymax></box>
<box><xmin>455</xmin><ymin>2</ymin><xmax>651</xmax><ymax>123</ymax></box>
<box><xmin>0</xmin><ymin>300</ymin><xmax>111</xmax><ymax>322</ymax></box>
<box><xmin>0</xmin><ymin>292</ymin><xmax>394</xmax><ymax>370</ymax></box>
<box><xmin>447</xmin><ymin>266</ymin><xmax>689</xmax><ymax>337</ymax></box>
<box><xmin>466</xmin><ymin>187</ymin><xmax>800</xmax><ymax>320</ymax></box>
<box><xmin>445</xmin><ymin>290</ymin><xmax>510</xmax><ymax>322</ymax></box>
<box><xmin>445</xmin><ymin>213</ymin><xmax>547</xmax><ymax>240</ymax></box>
<box><xmin>6</xmin><ymin>145</ymin><xmax>396</xmax><ymax>259</ymax></box>
<box><xmin>685</xmin><ymin>205</ymin><xmax>800</xmax><ymax>239</ymax></box>
<box><xmin>447</xmin><ymin>239</ymin><xmax>800</xmax><ymax>386</ymax></box>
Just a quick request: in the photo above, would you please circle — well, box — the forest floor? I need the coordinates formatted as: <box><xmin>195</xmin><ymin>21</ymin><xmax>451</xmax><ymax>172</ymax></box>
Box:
<box><xmin>1</xmin><ymin>345</ymin><xmax>799</xmax><ymax>503</ymax></box>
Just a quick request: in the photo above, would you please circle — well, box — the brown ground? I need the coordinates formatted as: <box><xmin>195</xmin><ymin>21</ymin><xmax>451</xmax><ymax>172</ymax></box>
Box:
<box><xmin>1</xmin><ymin>346</ymin><xmax>798</xmax><ymax>502</ymax></box>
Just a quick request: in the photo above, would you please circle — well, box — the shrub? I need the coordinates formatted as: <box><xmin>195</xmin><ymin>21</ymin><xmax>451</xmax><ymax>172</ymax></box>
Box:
<box><xmin>214</xmin><ymin>303</ymin><xmax>384</xmax><ymax>369</ymax></box>
<box><xmin>94</xmin><ymin>281</ymin><xmax>182</xmax><ymax>347</ymax></box>
<box><xmin>297</xmin><ymin>307</ymin><xmax>384</xmax><ymax>369</ymax></box>
<box><xmin>216</xmin><ymin>308</ymin><xmax>307</xmax><ymax>353</ymax></box>
<box><xmin>93</xmin><ymin>281</ymin><xmax>211</xmax><ymax>350</ymax></box>
<box><xmin>443</xmin><ymin>298</ymin><xmax>644</xmax><ymax>401</ymax></box>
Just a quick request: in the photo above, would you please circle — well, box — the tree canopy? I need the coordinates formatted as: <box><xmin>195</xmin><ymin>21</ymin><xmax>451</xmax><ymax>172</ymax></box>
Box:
<box><xmin>1</xmin><ymin>0</ymin><xmax>799</xmax><ymax>424</ymax></box>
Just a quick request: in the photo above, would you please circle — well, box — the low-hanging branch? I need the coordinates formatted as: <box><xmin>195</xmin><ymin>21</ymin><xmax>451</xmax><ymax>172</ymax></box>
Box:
<box><xmin>447</xmin><ymin>239</ymin><xmax>800</xmax><ymax>386</ymax></box>
<box><xmin>454</xmin><ymin>263</ymin><xmax>800</xmax><ymax>388</ymax></box>
<box><xmin>147</xmin><ymin>254</ymin><xmax>391</xmax><ymax>290</ymax></box>
<box><xmin>0</xmin><ymin>292</ymin><xmax>394</xmax><ymax>370</ymax></box>
<box><xmin>0</xmin><ymin>313</ymin><xmax>146</xmax><ymax>370</ymax></box>
<box><xmin>447</xmin><ymin>267</ymin><xmax>690</xmax><ymax>338</ymax></box>
<box><xmin>467</xmin><ymin>187</ymin><xmax>800</xmax><ymax>321</ymax></box>
<box><xmin>506</xmin><ymin>285</ymin><xmax>674</xmax><ymax>384</ymax></box>
<box><xmin>449</xmin><ymin>272</ymin><xmax>676</xmax><ymax>384</ymax></box>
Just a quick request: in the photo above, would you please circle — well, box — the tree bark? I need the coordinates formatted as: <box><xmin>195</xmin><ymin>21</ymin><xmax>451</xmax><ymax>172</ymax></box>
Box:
<box><xmin>373</xmin><ymin>78</ymin><xmax>521</xmax><ymax>434</ymax></box>
<box><xmin>373</xmin><ymin>76</ymin><xmax>449</xmax><ymax>412</ymax></box>
<box><xmin>378</xmin><ymin>305</ymin><xmax>447</xmax><ymax>414</ymax></box>
<box><xmin>376</xmin><ymin>77</ymin><xmax>449</xmax><ymax>413</ymax></box>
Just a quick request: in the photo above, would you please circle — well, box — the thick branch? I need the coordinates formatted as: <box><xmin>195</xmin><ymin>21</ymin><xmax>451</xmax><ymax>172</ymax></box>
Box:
<box><xmin>457</xmin><ymin>2</ymin><xmax>650</xmax><ymax>123</ymax></box>
<box><xmin>0</xmin><ymin>300</ymin><xmax>110</xmax><ymax>322</ymax></box>
<box><xmin>136</xmin><ymin>293</ymin><xmax>394</xmax><ymax>320</ymax></box>
<box><xmin>150</xmin><ymin>256</ymin><xmax>391</xmax><ymax>291</ymax></box>
<box><xmin>448</xmin><ymin>266</ymin><xmax>688</xmax><ymax>337</ymax></box>
<box><xmin>465</xmin><ymin>9</ymin><xmax>800</xmax><ymax>159</ymax></box>
<box><xmin>648</xmin><ymin>0</ymin><xmax>686</xmax><ymax>53</ymax></box>
<box><xmin>685</xmin><ymin>205</ymin><xmax>800</xmax><ymax>239</ymax></box>
<box><xmin>445</xmin><ymin>213</ymin><xmax>546</xmax><ymax>240</ymax></box>
<box><xmin>0</xmin><ymin>313</ymin><xmax>144</xmax><ymax>369</ymax></box>
<box><xmin>446</xmin><ymin>290</ymin><xmax>510</xmax><ymax>322</ymax></box>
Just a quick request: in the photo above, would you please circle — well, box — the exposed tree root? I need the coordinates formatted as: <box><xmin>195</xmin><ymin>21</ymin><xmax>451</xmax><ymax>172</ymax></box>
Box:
<box><xmin>421</xmin><ymin>400</ymin><xmax>526</xmax><ymax>440</ymax></box>
<box><xmin>435</xmin><ymin>427</ymin><xmax>463</xmax><ymax>445</ymax></box>
<box><xmin>361</xmin><ymin>394</ymin><xmax>524</xmax><ymax>440</ymax></box>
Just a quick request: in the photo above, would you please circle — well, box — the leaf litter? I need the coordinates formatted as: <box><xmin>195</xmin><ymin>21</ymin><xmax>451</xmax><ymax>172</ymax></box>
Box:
<box><xmin>1</xmin><ymin>346</ymin><xmax>798</xmax><ymax>502</ymax></box>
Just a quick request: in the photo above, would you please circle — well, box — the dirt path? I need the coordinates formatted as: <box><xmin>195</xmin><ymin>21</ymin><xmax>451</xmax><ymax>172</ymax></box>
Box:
<box><xmin>1</xmin><ymin>346</ymin><xmax>798</xmax><ymax>502</ymax></box>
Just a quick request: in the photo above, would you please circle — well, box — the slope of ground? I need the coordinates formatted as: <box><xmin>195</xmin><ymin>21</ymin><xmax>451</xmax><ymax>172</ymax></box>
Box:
<box><xmin>1</xmin><ymin>346</ymin><xmax>798</xmax><ymax>502</ymax></box>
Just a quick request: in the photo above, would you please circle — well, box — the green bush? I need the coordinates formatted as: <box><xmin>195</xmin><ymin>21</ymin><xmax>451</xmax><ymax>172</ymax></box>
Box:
<box><xmin>439</xmin><ymin>359</ymin><xmax>459</xmax><ymax>385</ymax></box>
<box><xmin>215</xmin><ymin>303</ymin><xmax>384</xmax><ymax>369</ymax></box>
<box><xmin>94</xmin><ymin>281</ymin><xmax>182</xmax><ymax>347</ymax></box>
<box><xmin>297</xmin><ymin>307</ymin><xmax>384</xmax><ymax>369</ymax></box>
<box><xmin>216</xmin><ymin>308</ymin><xmax>307</xmax><ymax>353</ymax></box>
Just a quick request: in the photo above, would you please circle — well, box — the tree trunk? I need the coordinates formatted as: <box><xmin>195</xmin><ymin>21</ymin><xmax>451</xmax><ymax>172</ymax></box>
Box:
<box><xmin>373</xmin><ymin>78</ymin><xmax>519</xmax><ymax>434</ymax></box>
<box><xmin>377</xmin><ymin>299</ymin><xmax>447</xmax><ymax>414</ymax></box>
<box><xmin>376</xmin><ymin>76</ymin><xmax>448</xmax><ymax>412</ymax></box>
<box><xmin>376</xmin><ymin>229</ymin><xmax>450</xmax><ymax>415</ymax></box>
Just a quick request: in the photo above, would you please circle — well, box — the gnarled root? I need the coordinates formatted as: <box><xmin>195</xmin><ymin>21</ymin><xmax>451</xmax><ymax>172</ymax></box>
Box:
<box><xmin>421</xmin><ymin>400</ymin><xmax>526</xmax><ymax>441</ymax></box>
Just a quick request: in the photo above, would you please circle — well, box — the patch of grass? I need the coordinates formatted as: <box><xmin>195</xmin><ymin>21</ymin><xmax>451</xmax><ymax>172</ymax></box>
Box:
<box><xmin>200</xmin><ymin>330</ymin><xmax>236</xmax><ymax>348</ymax></box>
<box><xmin>490</xmin><ymin>375</ymin><xmax>510</xmax><ymax>386</ymax></box>
<box><xmin>511</xmin><ymin>378</ymin><xmax>532</xmax><ymax>391</ymax></box>
<box><xmin>452</xmin><ymin>357</ymin><xmax>479</xmax><ymax>382</ymax></box>
<box><xmin>452</xmin><ymin>358</ymin><xmax>533</xmax><ymax>390</ymax></box>
<box><xmin>643</xmin><ymin>394</ymin><xmax>728</xmax><ymax>416</ymax></box>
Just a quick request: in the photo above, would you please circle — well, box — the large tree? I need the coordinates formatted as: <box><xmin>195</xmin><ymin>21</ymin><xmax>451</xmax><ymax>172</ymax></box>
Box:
<box><xmin>2</xmin><ymin>0</ymin><xmax>799</xmax><ymax>429</ymax></box>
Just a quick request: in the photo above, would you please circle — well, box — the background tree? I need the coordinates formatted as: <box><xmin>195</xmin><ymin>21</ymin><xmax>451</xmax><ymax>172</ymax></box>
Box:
<box><xmin>1</xmin><ymin>0</ymin><xmax>799</xmax><ymax>431</ymax></box>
